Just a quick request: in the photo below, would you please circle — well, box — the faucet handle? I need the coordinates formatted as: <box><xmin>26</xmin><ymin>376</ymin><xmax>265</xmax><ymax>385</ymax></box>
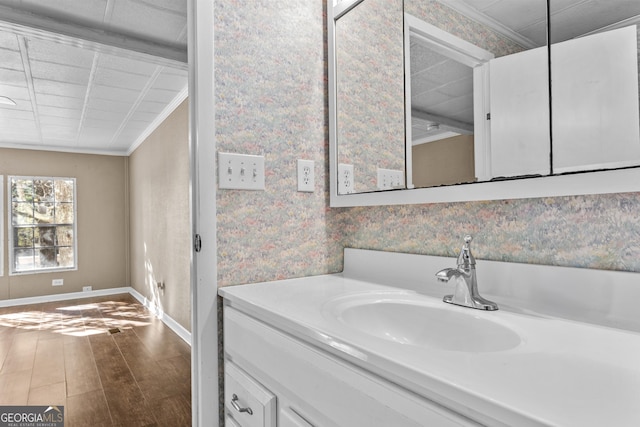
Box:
<box><xmin>457</xmin><ymin>235</ymin><xmax>476</xmax><ymax>268</ymax></box>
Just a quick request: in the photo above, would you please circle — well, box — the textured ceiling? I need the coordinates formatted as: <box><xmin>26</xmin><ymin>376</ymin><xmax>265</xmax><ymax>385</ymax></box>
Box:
<box><xmin>0</xmin><ymin>0</ymin><xmax>187</xmax><ymax>155</ymax></box>
<box><xmin>410</xmin><ymin>38</ymin><xmax>474</xmax><ymax>145</ymax></box>
<box><xmin>449</xmin><ymin>0</ymin><xmax>640</xmax><ymax>45</ymax></box>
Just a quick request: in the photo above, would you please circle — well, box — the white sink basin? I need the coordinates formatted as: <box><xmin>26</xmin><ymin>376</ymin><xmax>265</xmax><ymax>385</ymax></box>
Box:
<box><xmin>325</xmin><ymin>292</ymin><xmax>522</xmax><ymax>352</ymax></box>
<box><xmin>220</xmin><ymin>250</ymin><xmax>640</xmax><ymax>426</ymax></box>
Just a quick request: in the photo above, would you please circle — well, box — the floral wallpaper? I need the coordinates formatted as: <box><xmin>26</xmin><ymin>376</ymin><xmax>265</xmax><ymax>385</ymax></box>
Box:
<box><xmin>215</xmin><ymin>0</ymin><xmax>640</xmax><ymax>289</ymax></box>
<box><xmin>334</xmin><ymin>193</ymin><xmax>640</xmax><ymax>272</ymax></box>
<box><xmin>215</xmin><ymin>0</ymin><xmax>345</xmax><ymax>286</ymax></box>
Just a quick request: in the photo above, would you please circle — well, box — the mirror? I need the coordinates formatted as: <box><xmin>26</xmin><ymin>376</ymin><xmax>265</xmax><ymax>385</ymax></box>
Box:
<box><xmin>334</xmin><ymin>0</ymin><xmax>405</xmax><ymax>194</ymax></box>
<box><xmin>333</xmin><ymin>0</ymin><xmax>549</xmax><ymax>195</ymax></box>
<box><xmin>329</xmin><ymin>0</ymin><xmax>640</xmax><ymax>206</ymax></box>
<box><xmin>406</xmin><ymin>1</ymin><xmax>550</xmax><ymax>189</ymax></box>
<box><xmin>406</xmin><ymin>14</ymin><xmax>490</xmax><ymax>189</ymax></box>
<box><xmin>549</xmin><ymin>1</ymin><xmax>640</xmax><ymax>173</ymax></box>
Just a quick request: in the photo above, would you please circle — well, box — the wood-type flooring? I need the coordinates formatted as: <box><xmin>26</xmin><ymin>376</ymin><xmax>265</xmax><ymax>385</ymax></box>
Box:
<box><xmin>0</xmin><ymin>293</ymin><xmax>191</xmax><ymax>426</ymax></box>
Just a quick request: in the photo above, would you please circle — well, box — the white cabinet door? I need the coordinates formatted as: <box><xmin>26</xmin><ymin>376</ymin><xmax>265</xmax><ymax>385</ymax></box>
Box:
<box><xmin>489</xmin><ymin>47</ymin><xmax>550</xmax><ymax>179</ymax></box>
<box><xmin>551</xmin><ymin>25</ymin><xmax>640</xmax><ymax>173</ymax></box>
<box><xmin>224</xmin><ymin>306</ymin><xmax>480</xmax><ymax>427</ymax></box>
<box><xmin>279</xmin><ymin>408</ymin><xmax>314</xmax><ymax>427</ymax></box>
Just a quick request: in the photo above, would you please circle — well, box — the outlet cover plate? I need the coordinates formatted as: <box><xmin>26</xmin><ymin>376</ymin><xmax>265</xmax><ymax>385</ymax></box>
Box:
<box><xmin>52</xmin><ymin>279</ymin><xmax>63</xmax><ymax>286</ymax></box>
<box><xmin>218</xmin><ymin>152</ymin><xmax>265</xmax><ymax>190</ymax></box>
<box><xmin>83</xmin><ymin>286</ymin><xmax>92</xmax><ymax>292</ymax></box>
<box><xmin>297</xmin><ymin>159</ymin><xmax>315</xmax><ymax>192</ymax></box>
<box><xmin>338</xmin><ymin>163</ymin><xmax>354</xmax><ymax>194</ymax></box>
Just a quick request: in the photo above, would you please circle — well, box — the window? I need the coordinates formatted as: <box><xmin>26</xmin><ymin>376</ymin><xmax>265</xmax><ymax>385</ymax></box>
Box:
<box><xmin>9</xmin><ymin>176</ymin><xmax>76</xmax><ymax>274</ymax></box>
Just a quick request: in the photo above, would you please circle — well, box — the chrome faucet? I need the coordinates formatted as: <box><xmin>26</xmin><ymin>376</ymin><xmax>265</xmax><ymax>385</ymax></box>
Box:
<box><xmin>435</xmin><ymin>235</ymin><xmax>498</xmax><ymax>311</ymax></box>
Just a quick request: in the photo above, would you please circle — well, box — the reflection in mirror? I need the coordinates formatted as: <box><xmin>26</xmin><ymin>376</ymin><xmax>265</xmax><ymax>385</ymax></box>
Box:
<box><xmin>332</xmin><ymin>0</ymin><xmax>551</xmax><ymax>195</ymax></box>
<box><xmin>335</xmin><ymin>0</ymin><xmax>405</xmax><ymax>194</ymax></box>
<box><xmin>406</xmin><ymin>1</ymin><xmax>549</xmax><ymax>188</ymax></box>
<box><xmin>329</xmin><ymin>1</ymin><xmax>640</xmax><ymax>206</ymax></box>
<box><xmin>549</xmin><ymin>1</ymin><xmax>640</xmax><ymax>174</ymax></box>
<box><xmin>406</xmin><ymin>15</ymin><xmax>492</xmax><ymax>188</ymax></box>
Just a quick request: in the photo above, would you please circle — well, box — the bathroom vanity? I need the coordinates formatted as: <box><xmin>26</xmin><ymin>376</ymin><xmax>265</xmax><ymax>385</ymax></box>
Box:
<box><xmin>219</xmin><ymin>248</ymin><xmax>640</xmax><ymax>427</ymax></box>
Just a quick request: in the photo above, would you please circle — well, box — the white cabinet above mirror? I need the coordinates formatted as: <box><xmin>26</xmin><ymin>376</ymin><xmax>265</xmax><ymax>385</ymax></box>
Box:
<box><xmin>328</xmin><ymin>0</ymin><xmax>640</xmax><ymax>206</ymax></box>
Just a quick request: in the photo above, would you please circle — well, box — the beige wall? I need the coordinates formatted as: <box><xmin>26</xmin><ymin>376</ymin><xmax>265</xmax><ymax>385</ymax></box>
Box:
<box><xmin>412</xmin><ymin>135</ymin><xmax>475</xmax><ymax>188</ymax></box>
<box><xmin>129</xmin><ymin>100</ymin><xmax>190</xmax><ymax>331</ymax></box>
<box><xmin>0</xmin><ymin>148</ymin><xmax>128</xmax><ymax>299</ymax></box>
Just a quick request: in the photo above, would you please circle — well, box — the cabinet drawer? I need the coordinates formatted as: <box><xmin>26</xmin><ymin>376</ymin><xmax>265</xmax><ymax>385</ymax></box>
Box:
<box><xmin>225</xmin><ymin>361</ymin><xmax>277</xmax><ymax>427</ymax></box>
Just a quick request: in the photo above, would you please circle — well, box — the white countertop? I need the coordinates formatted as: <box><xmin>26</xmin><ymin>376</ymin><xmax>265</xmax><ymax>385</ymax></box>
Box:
<box><xmin>219</xmin><ymin>250</ymin><xmax>640</xmax><ymax>427</ymax></box>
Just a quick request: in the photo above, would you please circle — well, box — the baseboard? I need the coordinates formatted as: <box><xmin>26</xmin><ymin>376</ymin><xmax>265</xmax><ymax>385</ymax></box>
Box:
<box><xmin>0</xmin><ymin>287</ymin><xmax>131</xmax><ymax>308</ymax></box>
<box><xmin>127</xmin><ymin>287</ymin><xmax>192</xmax><ymax>346</ymax></box>
<box><xmin>0</xmin><ymin>286</ymin><xmax>192</xmax><ymax>346</ymax></box>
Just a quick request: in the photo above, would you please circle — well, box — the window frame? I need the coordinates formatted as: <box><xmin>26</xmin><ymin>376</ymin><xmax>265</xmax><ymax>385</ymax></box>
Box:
<box><xmin>8</xmin><ymin>175</ymin><xmax>78</xmax><ymax>276</ymax></box>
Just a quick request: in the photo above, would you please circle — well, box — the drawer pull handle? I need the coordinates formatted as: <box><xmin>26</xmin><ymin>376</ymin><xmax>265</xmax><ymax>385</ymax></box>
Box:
<box><xmin>231</xmin><ymin>394</ymin><xmax>253</xmax><ymax>415</ymax></box>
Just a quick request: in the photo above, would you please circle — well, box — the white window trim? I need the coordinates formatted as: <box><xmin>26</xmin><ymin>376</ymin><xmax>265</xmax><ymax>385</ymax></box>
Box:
<box><xmin>8</xmin><ymin>175</ymin><xmax>78</xmax><ymax>276</ymax></box>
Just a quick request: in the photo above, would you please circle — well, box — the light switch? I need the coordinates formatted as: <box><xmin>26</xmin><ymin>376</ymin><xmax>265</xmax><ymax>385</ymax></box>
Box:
<box><xmin>218</xmin><ymin>152</ymin><xmax>265</xmax><ymax>190</ymax></box>
<box><xmin>377</xmin><ymin>167</ymin><xmax>404</xmax><ymax>190</ymax></box>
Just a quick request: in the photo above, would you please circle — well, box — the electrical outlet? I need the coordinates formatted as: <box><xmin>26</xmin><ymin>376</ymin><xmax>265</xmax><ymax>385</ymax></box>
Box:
<box><xmin>83</xmin><ymin>286</ymin><xmax>92</xmax><ymax>292</ymax></box>
<box><xmin>52</xmin><ymin>279</ymin><xmax>63</xmax><ymax>286</ymax></box>
<box><xmin>218</xmin><ymin>152</ymin><xmax>265</xmax><ymax>190</ymax></box>
<box><xmin>297</xmin><ymin>159</ymin><xmax>315</xmax><ymax>192</ymax></box>
<box><xmin>338</xmin><ymin>163</ymin><xmax>354</xmax><ymax>194</ymax></box>
<box><xmin>377</xmin><ymin>167</ymin><xmax>404</xmax><ymax>190</ymax></box>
